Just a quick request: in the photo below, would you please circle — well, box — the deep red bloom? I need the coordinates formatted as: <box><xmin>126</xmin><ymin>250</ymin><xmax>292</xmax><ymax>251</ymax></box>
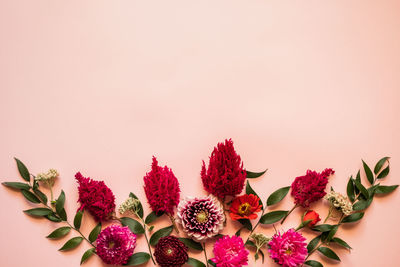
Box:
<box><xmin>290</xmin><ymin>168</ymin><xmax>334</xmax><ymax>208</ymax></box>
<box><xmin>302</xmin><ymin>210</ymin><xmax>320</xmax><ymax>227</ymax></box>
<box><xmin>201</xmin><ymin>139</ymin><xmax>246</xmax><ymax>199</ymax></box>
<box><xmin>75</xmin><ymin>172</ymin><xmax>116</xmax><ymax>222</ymax></box>
<box><xmin>154</xmin><ymin>236</ymin><xmax>188</xmax><ymax>267</ymax></box>
<box><xmin>230</xmin><ymin>194</ymin><xmax>262</xmax><ymax>220</ymax></box>
<box><xmin>144</xmin><ymin>157</ymin><xmax>180</xmax><ymax>215</ymax></box>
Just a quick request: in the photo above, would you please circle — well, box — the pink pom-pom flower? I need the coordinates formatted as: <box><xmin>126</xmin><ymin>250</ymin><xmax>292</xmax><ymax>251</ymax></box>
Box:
<box><xmin>211</xmin><ymin>235</ymin><xmax>249</xmax><ymax>267</ymax></box>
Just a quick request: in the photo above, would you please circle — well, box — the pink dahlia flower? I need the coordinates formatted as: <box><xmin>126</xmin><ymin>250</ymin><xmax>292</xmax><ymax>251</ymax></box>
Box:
<box><xmin>96</xmin><ymin>224</ymin><xmax>136</xmax><ymax>265</ymax></box>
<box><xmin>291</xmin><ymin>168</ymin><xmax>334</xmax><ymax>208</ymax></box>
<box><xmin>268</xmin><ymin>229</ymin><xmax>307</xmax><ymax>267</ymax></box>
<box><xmin>201</xmin><ymin>139</ymin><xmax>246</xmax><ymax>199</ymax></box>
<box><xmin>177</xmin><ymin>195</ymin><xmax>224</xmax><ymax>241</ymax></box>
<box><xmin>143</xmin><ymin>157</ymin><xmax>180</xmax><ymax>215</ymax></box>
<box><xmin>75</xmin><ymin>172</ymin><xmax>116</xmax><ymax>222</ymax></box>
<box><xmin>211</xmin><ymin>235</ymin><xmax>249</xmax><ymax>267</ymax></box>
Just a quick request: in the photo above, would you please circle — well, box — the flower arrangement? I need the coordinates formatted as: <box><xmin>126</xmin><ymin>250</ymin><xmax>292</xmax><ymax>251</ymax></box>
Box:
<box><xmin>2</xmin><ymin>143</ymin><xmax>398</xmax><ymax>267</ymax></box>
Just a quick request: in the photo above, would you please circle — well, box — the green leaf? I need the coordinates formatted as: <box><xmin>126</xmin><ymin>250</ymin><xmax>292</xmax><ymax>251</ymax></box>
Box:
<box><xmin>124</xmin><ymin>252</ymin><xmax>150</xmax><ymax>266</ymax></box>
<box><xmin>377</xmin><ymin>165</ymin><xmax>390</xmax><ymax>179</ymax></box>
<box><xmin>267</xmin><ymin>186</ymin><xmax>290</xmax><ymax>206</ymax></box>
<box><xmin>187</xmin><ymin>257</ymin><xmax>206</xmax><ymax>267</ymax></box>
<box><xmin>149</xmin><ymin>225</ymin><xmax>173</xmax><ymax>246</ymax></box>
<box><xmin>238</xmin><ymin>219</ymin><xmax>252</xmax><ymax>231</ymax></box>
<box><xmin>374</xmin><ymin>157</ymin><xmax>390</xmax><ymax>174</ymax></box>
<box><xmin>354</xmin><ymin>179</ymin><xmax>369</xmax><ymax>199</ymax></box>
<box><xmin>24</xmin><ymin>207</ymin><xmax>53</xmax><ymax>216</ymax></box>
<box><xmin>2</xmin><ymin>182</ymin><xmax>30</xmax><ymax>190</ymax></box>
<box><xmin>245</xmin><ymin>239</ymin><xmax>256</xmax><ymax>248</ymax></box>
<box><xmin>352</xmin><ymin>198</ymin><xmax>372</xmax><ymax>211</ymax></box>
<box><xmin>304</xmin><ymin>260</ymin><xmax>323</xmax><ymax>267</ymax></box>
<box><xmin>362</xmin><ymin>160</ymin><xmax>374</xmax><ymax>185</ymax></box>
<box><xmin>312</xmin><ymin>224</ymin><xmax>334</xmax><ymax>232</ymax></box>
<box><xmin>246</xmin><ymin>169</ymin><xmax>267</xmax><ymax>178</ymax></box>
<box><xmin>120</xmin><ymin>217</ymin><xmax>145</xmax><ymax>234</ymax></box>
<box><xmin>331</xmin><ymin>237</ymin><xmax>352</xmax><ymax>249</ymax></box>
<box><xmin>21</xmin><ymin>189</ymin><xmax>41</xmax><ymax>203</ymax></box>
<box><xmin>246</xmin><ymin>181</ymin><xmax>263</xmax><ymax>209</ymax></box>
<box><xmin>59</xmin><ymin>236</ymin><xmax>83</xmax><ymax>251</ymax></box>
<box><xmin>80</xmin><ymin>248</ymin><xmax>95</xmax><ymax>265</ymax></box>
<box><xmin>56</xmin><ymin>190</ymin><xmax>67</xmax><ymax>221</ymax></box>
<box><xmin>33</xmin><ymin>188</ymin><xmax>47</xmax><ymax>204</ymax></box>
<box><xmin>145</xmin><ymin>211</ymin><xmax>163</xmax><ymax>224</ymax></box>
<box><xmin>178</xmin><ymin>238</ymin><xmax>203</xmax><ymax>251</ymax></box>
<box><xmin>129</xmin><ymin>192</ymin><xmax>144</xmax><ymax>218</ymax></box>
<box><xmin>375</xmin><ymin>185</ymin><xmax>398</xmax><ymax>194</ymax></box>
<box><xmin>346</xmin><ymin>178</ymin><xmax>355</xmax><ymax>202</ymax></box>
<box><xmin>307</xmin><ymin>235</ymin><xmax>321</xmax><ymax>253</ymax></box>
<box><xmin>341</xmin><ymin>212</ymin><xmax>364</xmax><ymax>223</ymax></box>
<box><xmin>47</xmin><ymin>227</ymin><xmax>71</xmax><ymax>239</ymax></box>
<box><xmin>45</xmin><ymin>213</ymin><xmax>62</xmax><ymax>222</ymax></box>
<box><xmin>326</xmin><ymin>225</ymin><xmax>339</xmax><ymax>242</ymax></box>
<box><xmin>235</xmin><ymin>228</ymin><xmax>242</xmax><ymax>236</ymax></box>
<box><xmin>74</xmin><ymin>210</ymin><xmax>84</xmax><ymax>230</ymax></box>
<box><xmin>88</xmin><ymin>223</ymin><xmax>102</xmax><ymax>242</ymax></box>
<box><xmin>14</xmin><ymin>158</ymin><xmax>30</xmax><ymax>182</ymax></box>
<box><xmin>208</xmin><ymin>259</ymin><xmax>217</xmax><ymax>267</ymax></box>
<box><xmin>318</xmin><ymin>246</ymin><xmax>340</xmax><ymax>261</ymax></box>
<box><xmin>260</xmin><ymin>210</ymin><xmax>288</xmax><ymax>224</ymax></box>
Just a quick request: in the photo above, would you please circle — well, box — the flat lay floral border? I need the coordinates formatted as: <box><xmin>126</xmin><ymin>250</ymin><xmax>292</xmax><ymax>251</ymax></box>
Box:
<box><xmin>2</xmin><ymin>139</ymin><xmax>398</xmax><ymax>267</ymax></box>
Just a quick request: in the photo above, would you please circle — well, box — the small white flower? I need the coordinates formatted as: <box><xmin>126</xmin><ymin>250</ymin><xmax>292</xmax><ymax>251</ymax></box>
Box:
<box><xmin>325</xmin><ymin>191</ymin><xmax>353</xmax><ymax>216</ymax></box>
<box><xmin>119</xmin><ymin>197</ymin><xmax>141</xmax><ymax>215</ymax></box>
<box><xmin>35</xmin><ymin>169</ymin><xmax>59</xmax><ymax>186</ymax></box>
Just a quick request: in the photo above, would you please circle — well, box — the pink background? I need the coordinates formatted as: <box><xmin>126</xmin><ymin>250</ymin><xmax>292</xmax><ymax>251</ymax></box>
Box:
<box><xmin>1</xmin><ymin>1</ymin><xmax>400</xmax><ymax>266</ymax></box>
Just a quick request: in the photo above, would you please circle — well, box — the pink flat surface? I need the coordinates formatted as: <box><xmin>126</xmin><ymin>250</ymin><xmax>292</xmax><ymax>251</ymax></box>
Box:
<box><xmin>1</xmin><ymin>1</ymin><xmax>400</xmax><ymax>266</ymax></box>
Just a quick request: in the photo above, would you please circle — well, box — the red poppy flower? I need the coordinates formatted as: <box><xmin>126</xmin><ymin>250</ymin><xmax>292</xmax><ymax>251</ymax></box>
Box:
<box><xmin>229</xmin><ymin>194</ymin><xmax>262</xmax><ymax>220</ymax></box>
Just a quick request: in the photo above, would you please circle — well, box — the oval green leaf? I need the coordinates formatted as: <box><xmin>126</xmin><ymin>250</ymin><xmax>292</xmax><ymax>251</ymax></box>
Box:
<box><xmin>326</xmin><ymin>225</ymin><xmax>339</xmax><ymax>242</ymax></box>
<box><xmin>375</xmin><ymin>185</ymin><xmax>398</xmax><ymax>194</ymax></box>
<box><xmin>149</xmin><ymin>225</ymin><xmax>173</xmax><ymax>246</ymax></box>
<box><xmin>24</xmin><ymin>207</ymin><xmax>53</xmax><ymax>216</ymax></box>
<box><xmin>341</xmin><ymin>212</ymin><xmax>364</xmax><ymax>223</ymax></box>
<box><xmin>374</xmin><ymin>157</ymin><xmax>390</xmax><ymax>175</ymax></box>
<box><xmin>120</xmin><ymin>217</ymin><xmax>145</xmax><ymax>234</ymax></box>
<box><xmin>74</xmin><ymin>210</ymin><xmax>84</xmax><ymax>230</ymax></box>
<box><xmin>362</xmin><ymin>160</ymin><xmax>374</xmax><ymax>185</ymax></box>
<box><xmin>238</xmin><ymin>219</ymin><xmax>252</xmax><ymax>231</ymax></box>
<box><xmin>21</xmin><ymin>189</ymin><xmax>41</xmax><ymax>203</ymax></box>
<box><xmin>56</xmin><ymin>190</ymin><xmax>67</xmax><ymax>220</ymax></box>
<box><xmin>246</xmin><ymin>181</ymin><xmax>263</xmax><ymax>209</ymax></box>
<box><xmin>178</xmin><ymin>238</ymin><xmax>203</xmax><ymax>251</ymax></box>
<box><xmin>33</xmin><ymin>188</ymin><xmax>48</xmax><ymax>204</ymax></box>
<box><xmin>377</xmin><ymin>165</ymin><xmax>390</xmax><ymax>179</ymax></box>
<box><xmin>246</xmin><ymin>169</ymin><xmax>267</xmax><ymax>178</ymax></box>
<box><xmin>187</xmin><ymin>257</ymin><xmax>206</xmax><ymax>267</ymax></box>
<box><xmin>125</xmin><ymin>252</ymin><xmax>151</xmax><ymax>266</ymax></box>
<box><xmin>331</xmin><ymin>237</ymin><xmax>352</xmax><ymax>249</ymax></box>
<box><xmin>80</xmin><ymin>248</ymin><xmax>95</xmax><ymax>265</ymax></box>
<box><xmin>312</xmin><ymin>224</ymin><xmax>335</xmax><ymax>232</ymax></box>
<box><xmin>307</xmin><ymin>235</ymin><xmax>321</xmax><ymax>253</ymax></box>
<box><xmin>260</xmin><ymin>210</ymin><xmax>288</xmax><ymax>224</ymax></box>
<box><xmin>14</xmin><ymin>158</ymin><xmax>30</xmax><ymax>182</ymax></box>
<box><xmin>88</xmin><ymin>223</ymin><xmax>102</xmax><ymax>242</ymax></box>
<box><xmin>354</xmin><ymin>179</ymin><xmax>369</xmax><ymax>199</ymax></box>
<box><xmin>145</xmin><ymin>211</ymin><xmax>163</xmax><ymax>224</ymax></box>
<box><xmin>318</xmin><ymin>246</ymin><xmax>340</xmax><ymax>261</ymax></box>
<box><xmin>305</xmin><ymin>260</ymin><xmax>323</xmax><ymax>267</ymax></box>
<box><xmin>267</xmin><ymin>186</ymin><xmax>290</xmax><ymax>206</ymax></box>
<box><xmin>46</xmin><ymin>213</ymin><xmax>62</xmax><ymax>222</ymax></box>
<box><xmin>2</xmin><ymin>182</ymin><xmax>30</xmax><ymax>190</ymax></box>
<box><xmin>129</xmin><ymin>192</ymin><xmax>144</xmax><ymax>218</ymax></box>
<box><xmin>59</xmin><ymin>237</ymin><xmax>83</xmax><ymax>251</ymax></box>
<box><xmin>47</xmin><ymin>226</ymin><xmax>71</xmax><ymax>239</ymax></box>
<box><xmin>346</xmin><ymin>178</ymin><xmax>355</xmax><ymax>202</ymax></box>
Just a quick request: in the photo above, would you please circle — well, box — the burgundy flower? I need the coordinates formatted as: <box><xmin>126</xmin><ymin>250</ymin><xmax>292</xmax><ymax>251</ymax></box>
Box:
<box><xmin>201</xmin><ymin>139</ymin><xmax>246</xmax><ymax>199</ymax></box>
<box><xmin>75</xmin><ymin>172</ymin><xmax>116</xmax><ymax>222</ymax></box>
<box><xmin>154</xmin><ymin>236</ymin><xmax>188</xmax><ymax>267</ymax></box>
<box><xmin>143</xmin><ymin>157</ymin><xmax>180</xmax><ymax>215</ymax></box>
<box><xmin>291</xmin><ymin>168</ymin><xmax>334</xmax><ymax>208</ymax></box>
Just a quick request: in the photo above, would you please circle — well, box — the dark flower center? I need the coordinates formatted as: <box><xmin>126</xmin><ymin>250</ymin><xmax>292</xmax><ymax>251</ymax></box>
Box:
<box><xmin>196</xmin><ymin>210</ymin><xmax>209</xmax><ymax>223</ymax></box>
<box><xmin>108</xmin><ymin>241</ymin><xmax>115</xmax><ymax>249</ymax></box>
<box><xmin>238</xmin><ymin>202</ymin><xmax>251</xmax><ymax>216</ymax></box>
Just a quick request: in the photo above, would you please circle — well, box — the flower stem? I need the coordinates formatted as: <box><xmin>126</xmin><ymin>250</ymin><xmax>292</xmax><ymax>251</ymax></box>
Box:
<box><xmin>168</xmin><ymin>213</ymin><xmax>180</xmax><ymax>234</ymax></box>
<box><xmin>324</xmin><ymin>206</ymin><xmax>333</xmax><ymax>223</ymax></box>
<box><xmin>220</xmin><ymin>197</ymin><xmax>227</xmax><ymax>226</ymax></box>
<box><xmin>142</xmin><ymin>221</ymin><xmax>156</xmax><ymax>265</ymax></box>
<box><xmin>281</xmin><ymin>204</ymin><xmax>297</xmax><ymax>225</ymax></box>
<box><xmin>65</xmin><ymin>221</ymin><xmax>96</xmax><ymax>248</ymax></box>
<box><xmin>203</xmin><ymin>242</ymin><xmax>209</xmax><ymax>267</ymax></box>
<box><xmin>245</xmin><ymin>209</ymin><xmax>264</xmax><ymax>243</ymax></box>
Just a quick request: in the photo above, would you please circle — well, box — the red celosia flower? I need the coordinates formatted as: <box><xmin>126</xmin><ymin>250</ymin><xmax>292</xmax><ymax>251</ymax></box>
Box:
<box><xmin>230</xmin><ymin>194</ymin><xmax>262</xmax><ymax>220</ymax></box>
<box><xmin>75</xmin><ymin>172</ymin><xmax>116</xmax><ymax>222</ymax></box>
<box><xmin>302</xmin><ymin>210</ymin><xmax>320</xmax><ymax>227</ymax></box>
<box><xmin>143</xmin><ymin>157</ymin><xmax>180</xmax><ymax>215</ymax></box>
<box><xmin>201</xmin><ymin>139</ymin><xmax>246</xmax><ymax>199</ymax></box>
<box><xmin>291</xmin><ymin>168</ymin><xmax>334</xmax><ymax>208</ymax></box>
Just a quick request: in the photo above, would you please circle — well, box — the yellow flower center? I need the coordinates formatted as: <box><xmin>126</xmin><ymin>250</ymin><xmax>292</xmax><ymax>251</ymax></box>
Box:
<box><xmin>238</xmin><ymin>202</ymin><xmax>252</xmax><ymax>216</ymax></box>
<box><xmin>196</xmin><ymin>210</ymin><xmax>209</xmax><ymax>223</ymax></box>
<box><xmin>166</xmin><ymin>248</ymin><xmax>173</xmax><ymax>255</ymax></box>
<box><xmin>285</xmin><ymin>249</ymin><xmax>292</xmax><ymax>255</ymax></box>
<box><xmin>108</xmin><ymin>241</ymin><xmax>115</xmax><ymax>249</ymax></box>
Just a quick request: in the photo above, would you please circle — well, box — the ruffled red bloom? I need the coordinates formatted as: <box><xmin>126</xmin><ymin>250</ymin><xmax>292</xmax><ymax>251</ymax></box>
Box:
<box><xmin>230</xmin><ymin>194</ymin><xmax>262</xmax><ymax>220</ymax></box>
<box><xmin>75</xmin><ymin>172</ymin><xmax>116</xmax><ymax>222</ymax></box>
<box><xmin>291</xmin><ymin>168</ymin><xmax>334</xmax><ymax>208</ymax></box>
<box><xmin>144</xmin><ymin>157</ymin><xmax>180</xmax><ymax>215</ymax></box>
<box><xmin>201</xmin><ymin>139</ymin><xmax>246</xmax><ymax>199</ymax></box>
<box><xmin>302</xmin><ymin>210</ymin><xmax>320</xmax><ymax>227</ymax></box>
<box><xmin>154</xmin><ymin>236</ymin><xmax>188</xmax><ymax>267</ymax></box>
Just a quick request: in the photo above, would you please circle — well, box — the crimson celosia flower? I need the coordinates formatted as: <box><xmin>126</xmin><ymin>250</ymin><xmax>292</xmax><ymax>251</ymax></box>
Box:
<box><xmin>201</xmin><ymin>139</ymin><xmax>246</xmax><ymax>199</ymax></box>
<box><xmin>211</xmin><ymin>235</ymin><xmax>249</xmax><ymax>267</ymax></box>
<box><xmin>229</xmin><ymin>194</ymin><xmax>262</xmax><ymax>220</ymax></box>
<box><xmin>291</xmin><ymin>168</ymin><xmax>334</xmax><ymax>208</ymax></box>
<box><xmin>75</xmin><ymin>172</ymin><xmax>116</xmax><ymax>222</ymax></box>
<box><xmin>154</xmin><ymin>236</ymin><xmax>188</xmax><ymax>267</ymax></box>
<box><xmin>268</xmin><ymin>229</ymin><xmax>308</xmax><ymax>267</ymax></box>
<box><xmin>302</xmin><ymin>210</ymin><xmax>320</xmax><ymax>227</ymax></box>
<box><xmin>143</xmin><ymin>157</ymin><xmax>180</xmax><ymax>215</ymax></box>
<box><xmin>96</xmin><ymin>224</ymin><xmax>136</xmax><ymax>265</ymax></box>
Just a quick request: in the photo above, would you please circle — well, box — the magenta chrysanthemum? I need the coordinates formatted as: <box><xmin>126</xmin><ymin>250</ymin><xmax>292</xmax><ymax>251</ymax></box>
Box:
<box><xmin>290</xmin><ymin>168</ymin><xmax>335</xmax><ymax>208</ymax></box>
<box><xmin>211</xmin><ymin>235</ymin><xmax>249</xmax><ymax>267</ymax></box>
<box><xmin>96</xmin><ymin>224</ymin><xmax>136</xmax><ymax>265</ymax></box>
<box><xmin>201</xmin><ymin>139</ymin><xmax>246</xmax><ymax>199</ymax></box>
<box><xmin>143</xmin><ymin>157</ymin><xmax>180</xmax><ymax>215</ymax></box>
<box><xmin>268</xmin><ymin>229</ymin><xmax>307</xmax><ymax>267</ymax></box>
<box><xmin>154</xmin><ymin>236</ymin><xmax>188</xmax><ymax>267</ymax></box>
<box><xmin>75</xmin><ymin>172</ymin><xmax>116</xmax><ymax>222</ymax></box>
<box><xmin>177</xmin><ymin>195</ymin><xmax>224</xmax><ymax>241</ymax></box>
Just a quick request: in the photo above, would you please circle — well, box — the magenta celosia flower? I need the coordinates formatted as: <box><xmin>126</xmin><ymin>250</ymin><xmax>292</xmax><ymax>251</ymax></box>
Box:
<box><xmin>211</xmin><ymin>235</ymin><xmax>249</xmax><ymax>267</ymax></box>
<box><xmin>291</xmin><ymin>168</ymin><xmax>334</xmax><ymax>208</ymax></box>
<box><xmin>177</xmin><ymin>195</ymin><xmax>224</xmax><ymax>241</ymax></box>
<box><xmin>268</xmin><ymin>229</ymin><xmax>307</xmax><ymax>267</ymax></box>
<box><xmin>144</xmin><ymin>157</ymin><xmax>180</xmax><ymax>215</ymax></box>
<box><xmin>154</xmin><ymin>236</ymin><xmax>188</xmax><ymax>267</ymax></box>
<box><xmin>201</xmin><ymin>139</ymin><xmax>246</xmax><ymax>199</ymax></box>
<box><xmin>96</xmin><ymin>224</ymin><xmax>136</xmax><ymax>265</ymax></box>
<box><xmin>75</xmin><ymin>172</ymin><xmax>116</xmax><ymax>222</ymax></box>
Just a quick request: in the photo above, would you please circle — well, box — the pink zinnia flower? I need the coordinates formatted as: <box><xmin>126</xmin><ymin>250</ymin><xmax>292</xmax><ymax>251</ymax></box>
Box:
<box><xmin>201</xmin><ymin>139</ymin><xmax>246</xmax><ymax>199</ymax></box>
<box><xmin>143</xmin><ymin>157</ymin><xmax>180</xmax><ymax>215</ymax></box>
<box><xmin>96</xmin><ymin>225</ymin><xmax>136</xmax><ymax>265</ymax></box>
<box><xmin>291</xmin><ymin>168</ymin><xmax>334</xmax><ymax>208</ymax></box>
<box><xmin>268</xmin><ymin>229</ymin><xmax>308</xmax><ymax>267</ymax></box>
<box><xmin>211</xmin><ymin>235</ymin><xmax>249</xmax><ymax>267</ymax></box>
<box><xmin>75</xmin><ymin>172</ymin><xmax>116</xmax><ymax>222</ymax></box>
